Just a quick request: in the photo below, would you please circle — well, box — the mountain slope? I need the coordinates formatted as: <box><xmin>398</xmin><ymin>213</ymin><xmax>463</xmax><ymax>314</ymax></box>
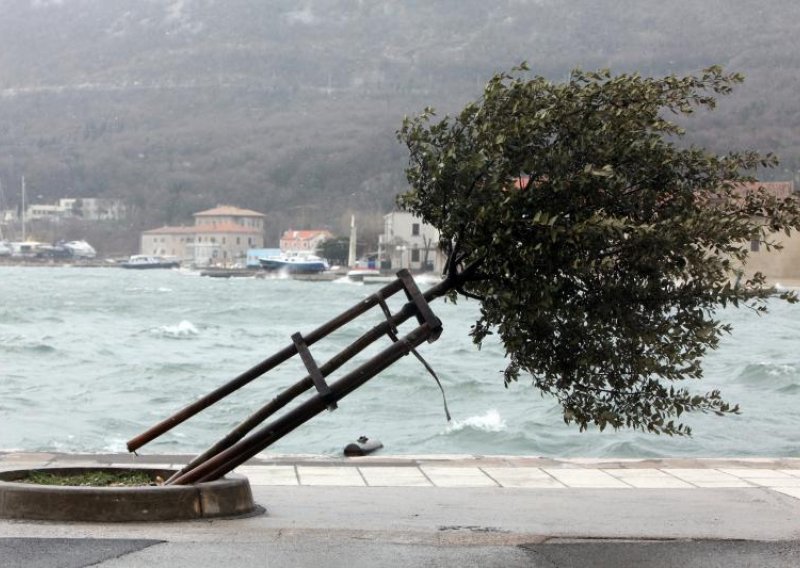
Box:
<box><xmin>0</xmin><ymin>0</ymin><xmax>797</xmax><ymax>241</ymax></box>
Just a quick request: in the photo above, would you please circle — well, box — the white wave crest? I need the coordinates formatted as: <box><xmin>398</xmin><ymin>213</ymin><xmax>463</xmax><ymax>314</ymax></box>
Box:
<box><xmin>446</xmin><ymin>409</ymin><xmax>507</xmax><ymax>433</ymax></box>
<box><xmin>154</xmin><ymin>320</ymin><xmax>199</xmax><ymax>339</ymax></box>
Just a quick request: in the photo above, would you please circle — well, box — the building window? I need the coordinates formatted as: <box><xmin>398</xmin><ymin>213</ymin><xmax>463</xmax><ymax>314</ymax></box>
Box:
<box><xmin>222</xmin><ymin>237</ymin><xmax>226</xmax><ymax>244</ymax></box>
<box><xmin>750</xmin><ymin>239</ymin><xmax>760</xmax><ymax>252</ymax></box>
<box><xmin>236</xmin><ymin>237</ymin><xmax>240</xmax><ymax>245</ymax></box>
<box><xmin>412</xmin><ymin>223</ymin><xmax>420</xmax><ymax>236</ymax></box>
<box><xmin>411</xmin><ymin>248</ymin><xmax>420</xmax><ymax>262</ymax></box>
<box><xmin>248</xmin><ymin>237</ymin><xmax>252</xmax><ymax>245</ymax></box>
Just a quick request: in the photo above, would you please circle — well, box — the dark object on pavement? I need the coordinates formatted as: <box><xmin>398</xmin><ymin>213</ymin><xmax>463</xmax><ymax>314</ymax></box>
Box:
<box><xmin>344</xmin><ymin>436</ymin><xmax>384</xmax><ymax>456</ymax></box>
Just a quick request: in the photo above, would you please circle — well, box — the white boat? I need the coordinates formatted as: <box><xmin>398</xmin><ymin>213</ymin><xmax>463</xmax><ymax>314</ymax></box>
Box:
<box><xmin>346</xmin><ymin>268</ymin><xmax>381</xmax><ymax>282</ymax></box>
<box><xmin>259</xmin><ymin>252</ymin><xmax>329</xmax><ymax>274</ymax></box>
<box><xmin>0</xmin><ymin>242</ymin><xmax>11</xmax><ymax>256</ymax></box>
<box><xmin>62</xmin><ymin>240</ymin><xmax>96</xmax><ymax>258</ymax></box>
<box><xmin>121</xmin><ymin>255</ymin><xmax>181</xmax><ymax>269</ymax></box>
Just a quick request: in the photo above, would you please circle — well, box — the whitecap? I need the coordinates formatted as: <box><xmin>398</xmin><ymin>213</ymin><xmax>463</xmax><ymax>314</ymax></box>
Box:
<box><xmin>153</xmin><ymin>320</ymin><xmax>200</xmax><ymax>339</ymax></box>
<box><xmin>446</xmin><ymin>409</ymin><xmax>507</xmax><ymax>433</ymax></box>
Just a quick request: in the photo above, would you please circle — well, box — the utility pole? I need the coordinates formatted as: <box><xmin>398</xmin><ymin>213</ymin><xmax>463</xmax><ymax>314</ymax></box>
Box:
<box><xmin>0</xmin><ymin>179</ymin><xmax>4</xmax><ymax>241</ymax></box>
<box><xmin>21</xmin><ymin>176</ymin><xmax>26</xmax><ymax>242</ymax></box>
<box><xmin>347</xmin><ymin>215</ymin><xmax>357</xmax><ymax>268</ymax></box>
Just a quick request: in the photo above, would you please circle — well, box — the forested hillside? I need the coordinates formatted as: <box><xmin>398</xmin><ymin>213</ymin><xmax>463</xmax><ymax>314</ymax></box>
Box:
<box><xmin>0</xmin><ymin>0</ymin><xmax>797</xmax><ymax>244</ymax></box>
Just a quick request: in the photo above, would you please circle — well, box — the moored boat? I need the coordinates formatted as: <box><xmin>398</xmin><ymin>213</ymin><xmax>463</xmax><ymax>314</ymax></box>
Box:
<box><xmin>258</xmin><ymin>252</ymin><xmax>329</xmax><ymax>274</ymax></box>
<box><xmin>121</xmin><ymin>255</ymin><xmax>181</xmax><ymax>269</ymax></box>
<box><xmin>62</xmin><ymin>240</ymin><xmax>97</xmax><ymax>258</ymax></box>
<box><xmin>346</xmin><ymin>268</ymin><xmax>381</xmax><ymax>282</ymax></box>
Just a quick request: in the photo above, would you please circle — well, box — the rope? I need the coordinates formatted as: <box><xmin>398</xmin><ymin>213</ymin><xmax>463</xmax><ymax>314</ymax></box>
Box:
<box><xmin>376</xmin><ymin>294</ymin><xmax>451</xmax><ymax>422</ymax></box>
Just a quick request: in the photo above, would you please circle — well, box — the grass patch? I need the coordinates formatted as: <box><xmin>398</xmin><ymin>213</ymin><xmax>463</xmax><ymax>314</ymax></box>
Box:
<box><xmin>22</xmin><ymin>470</ymin><xmax>157</xmax><ymax>487</ymax></box>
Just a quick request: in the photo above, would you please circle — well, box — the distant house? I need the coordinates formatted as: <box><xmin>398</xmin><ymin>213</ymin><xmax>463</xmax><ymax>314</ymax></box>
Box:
<box><xmin>24</xmin><ymin>198</ymin><xmax>127</xmax><ymax>222</ymax></box>
<box><xmin>279</xmin><ymin>229</ymin><xmax>333</xmax><ymax>253</ymax></box>
<box><xmin>26</xmin><ymin>204</ymin><xmax>66</xmax><ymax>221</ymax></box>
<box><xmin>193</xmin><ymin>205</ymin><xmax>265</xmax><ymax>232</ymax></box>
<box><xmin>140</xmin><ymin>225</ymin><xmax>196</xmax><ymax>260</ymax></box>
<box><xmin>139</xmin><ymin>204</ymin><xmax>266</xmax><ymax>266</ymax></box>
<box><xmin>58</xmin><ymin>198</ymin><xmax>127</xmax><ymax>221</ymax></box>
<box><xmin>733</xmin><ymin>181</ymin><xmax>800</xmax><ymax>284</ymax></box>
<box><xmin>378</xmin><ymin>211</ymin><xmax>445</xmax><ymax>273</ymax></box>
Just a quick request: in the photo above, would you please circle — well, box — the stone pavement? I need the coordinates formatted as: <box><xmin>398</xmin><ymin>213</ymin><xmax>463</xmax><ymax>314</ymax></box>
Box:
<box><xmin>1</xmin><ymin>452</ymin><xmax>799</xmax><ymax>567</ymax></box>
<box><xmin>4</xmin><ymin>452</ymin><xmax>799</xmax><ymax>495</ymax></box>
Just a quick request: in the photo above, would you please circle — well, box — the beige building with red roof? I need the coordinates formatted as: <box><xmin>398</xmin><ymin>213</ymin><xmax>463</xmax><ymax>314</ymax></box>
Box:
<box><xmin>279</xmin><ymin>229</ymin><xmax>333</xmax><ymax>253</ymax></box>
<box><xmin>193</xmin><ymin>205</ymin><xmax>265</xmax><ymax>232</ymax></box>
<box><xmin>139</xmin><ymin>205</ymin><xmax>265</xmax><ymax>266</ymax></box>
<box><xmin>140</xmin><ymin>225</ymin><xmax>197</xmax><ymax>260</ymax></box>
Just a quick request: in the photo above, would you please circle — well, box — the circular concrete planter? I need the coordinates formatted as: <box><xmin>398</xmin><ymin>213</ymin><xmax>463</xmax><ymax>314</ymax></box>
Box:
<box><xmin>0</xmin><ymin>467</ymin><xmax>258</xmax><ymax>522</ymax></box>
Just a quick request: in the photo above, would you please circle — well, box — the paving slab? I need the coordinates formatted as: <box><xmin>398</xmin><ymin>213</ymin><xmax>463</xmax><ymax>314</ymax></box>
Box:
<box><xmin>720</xmin><ymin>468</ymin><xmax>796</xmax><ymax>479</ymax></box>
<box><xmin>660</xmin><ymin>468</ymin><xmax>754</xmax><ymax>488</ymax></box>
<box><xmin>543</xmin><ymin>468</ymin><xmax>630</xmax><ymax>488</ymax></box>
<box><xmin>420</xmin><ymin>466</ymin><xmax>498</xmax><ymax>487</ymax></box>
<box><xmin>604</xmin><ymin>469</ymin><xmax>695</xmax><ymax>489</ymax></box>
<box><xmin>297</xmin><ymin>466</ymin><xmax>365</xmax><ymax>486</ymax></box>
<box><xmin>481</xmin><ymin>467</ymin><xmax>565</xmax><ymax>488</ymax></box>
<box><xmin>234</xmin><ymin>465</ymin><xmax>298</xmax><ymax>486</ymax></box>
<box><xmin>773</xmin><ymin>487</ymin><xmax>800</xmax><ymax>500</ymax></box>
<box><xmin>358</xmin><ymin>466</ymin><xmax>431</xmax><ymax>487</ymax></box>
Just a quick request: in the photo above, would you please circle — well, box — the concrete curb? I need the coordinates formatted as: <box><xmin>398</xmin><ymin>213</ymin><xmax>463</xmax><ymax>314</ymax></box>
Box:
<box><xmin>0</xmin><ymin>467</ymin><xmax>257</xmax><ymax>522</ymax></box>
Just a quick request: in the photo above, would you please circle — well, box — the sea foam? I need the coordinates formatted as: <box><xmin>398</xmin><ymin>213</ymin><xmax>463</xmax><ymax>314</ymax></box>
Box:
<box><xmin>153</xmin><ymin>320</ymin><xmax>200</xmax><ymax>339</ymax></box>
<box><xmin>446</xmin><ymin>409</ymin><xmax>507</xmax><ymax>433</ymax></box>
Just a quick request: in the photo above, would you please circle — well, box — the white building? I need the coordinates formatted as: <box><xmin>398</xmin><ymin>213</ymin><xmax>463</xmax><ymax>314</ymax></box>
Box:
<box><xmin>58</xmin><ymin>198</ymin><xmax>127</xmax><ymax>221</ymax></box>
<box><xmin>26</xmin><ymin>204</ymin><xmax>66</xmax><ymax>221</ymax></box>
<box><xmin>379</xmin><ymin>211</ymin><xmax>445</xmax><ymax>273</ymax></box>
<box><xmin>23</xmin><ymin>198</ymin><xmax>127</xmax><ymax>222</ymax></box>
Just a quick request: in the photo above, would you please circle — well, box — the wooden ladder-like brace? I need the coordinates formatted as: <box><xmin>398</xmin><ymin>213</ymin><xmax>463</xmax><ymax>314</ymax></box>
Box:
<box><xmin>125</xmin><ymin>270</ymin><xmax>442</xmax><ymax>485</ymax></box>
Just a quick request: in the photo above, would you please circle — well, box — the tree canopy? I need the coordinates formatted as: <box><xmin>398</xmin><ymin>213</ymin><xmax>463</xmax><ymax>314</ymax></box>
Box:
<box><xmin>397</xmin><ymin>65</ymin><xmax>800</xmax><ymax>435</ymax></box>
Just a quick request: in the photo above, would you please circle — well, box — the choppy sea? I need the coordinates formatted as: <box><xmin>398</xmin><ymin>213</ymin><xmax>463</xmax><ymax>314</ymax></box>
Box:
<box><xmin>1</xmin><ymin>266</ymin><xmax>798</xmax><ymax>458</ymax></box>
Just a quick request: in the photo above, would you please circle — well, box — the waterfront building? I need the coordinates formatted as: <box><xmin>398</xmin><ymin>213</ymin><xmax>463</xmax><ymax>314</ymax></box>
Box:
<box><xmin>735</xmin><ymin>181</ymin><xmax>800</xmax><ymax>284</ymax></box>
<box><xmin>140</xmin><ymin>226</ymin><xmax>196</xmax><ymax>260</ymax></box>
<box><xmin>24</xmin><ymin>198</ymin><xmax>127</xmax><ymax>222</ymax></box>
<box><xmin>279</xmin><ymin>229</ymin><xmax>333</xmax><ymax>253</ymax></box>
<box><xmin>139</xmin><ymin>205</ymin><xmax>265</xmax><ymax>266</ymax></box>
<box><xmin>58</xmin><ymin>198</ymin><xmax>127</xmax><ymax>221</ymax></box>
<box><xmin>379</xmin><ymin>211</ymin><xmax>445</xmax><ymax>273</ymax></box>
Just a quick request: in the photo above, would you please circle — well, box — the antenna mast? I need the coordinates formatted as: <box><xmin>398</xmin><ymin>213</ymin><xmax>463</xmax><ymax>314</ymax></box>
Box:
<box><xmin>21</xmin><ymin>176</ymin><xmax>26</xmax><ymax>242</ymax></box>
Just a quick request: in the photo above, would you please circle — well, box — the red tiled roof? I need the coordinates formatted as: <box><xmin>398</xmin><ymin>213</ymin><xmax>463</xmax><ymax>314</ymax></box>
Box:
<box><xmin>142</xmin><ymin>225</ymin><xmax>197</xmax><ymax>235</ymax></box>
<box><xmin>194</xmin><ymin>205</ymin><xmax>265</xmax><ymax>217</ymax></box>
<box><xmin>194</xmin><ymin>222</ymin><xmax>261</xmax><ymax>234</ymax></box>
<box><xmin>280</xmin><ymin>230</ymin><xmax>333</xmax><ymax>241</ymax></box>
